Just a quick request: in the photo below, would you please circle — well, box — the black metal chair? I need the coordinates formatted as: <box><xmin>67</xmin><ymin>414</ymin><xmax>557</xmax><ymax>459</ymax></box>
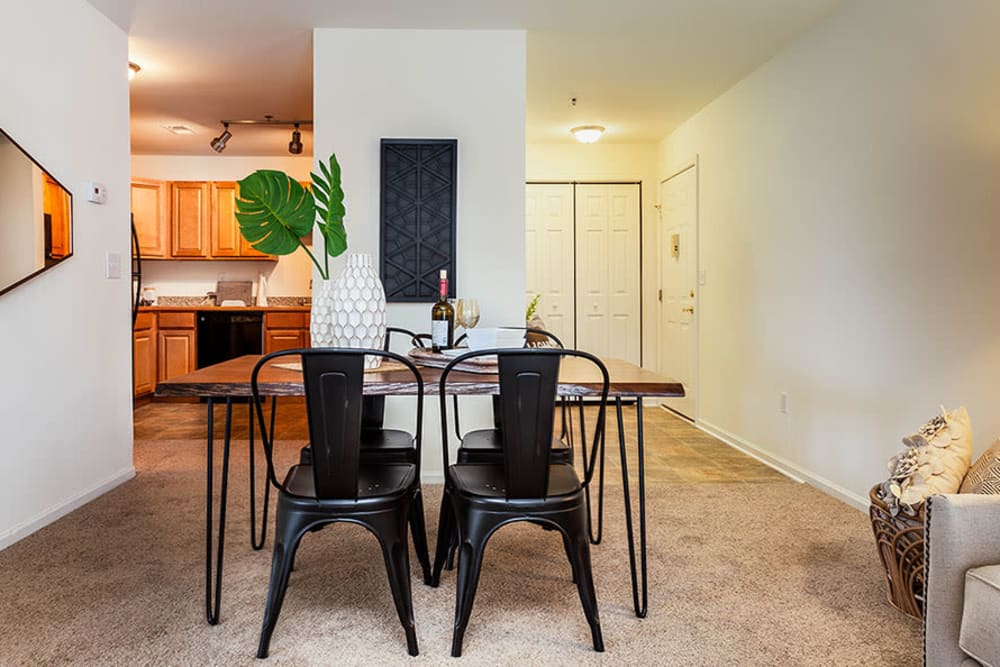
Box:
<box><xmin>430</xmin><ymin>348</ymin><xmax>609</xmax><ymax>657</ymax></box>
<box><xmin>453</xmin><ymin>327</ymin><xmax>572</xmax><ymax>465</ymax></box>
<box><xmin>251</xmin><ymin>348</ymin><xmax>427</xmax><ymax>658</ymax></box>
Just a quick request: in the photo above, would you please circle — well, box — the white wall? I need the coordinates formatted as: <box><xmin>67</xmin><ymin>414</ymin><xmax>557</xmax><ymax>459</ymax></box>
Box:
<box><xmin>130</xmin><ymin>155</ymin><xmax>314</xmax><ymax>297</ymax></box>
<box><xmin>660</xmin><ymin>0</ymin><xmax>1000</xmax><ymax>506</ymax></box>
<box><xmin>526</xmin><ymin>142</ymin><xmax>660</xmax><ymax>369</ymax></box>
<box><xmin>314</xmin><ymin>28</ymin><xmax>526</xmax><ymax>479</ymax></box>
<box><xmin>0</xmin><ymin>0</ymin><xmax>132</xmax><ymax>547</ymax></box>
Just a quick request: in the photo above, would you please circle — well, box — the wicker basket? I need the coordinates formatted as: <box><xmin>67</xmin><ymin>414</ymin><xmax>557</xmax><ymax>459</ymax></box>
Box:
<box><xmin>869</xmin><ymin>485</ymin><xmax>925</xmax><ymax>619</ymax></box>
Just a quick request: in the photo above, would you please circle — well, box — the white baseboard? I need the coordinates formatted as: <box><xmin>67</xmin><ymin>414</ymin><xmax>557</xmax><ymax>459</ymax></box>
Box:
<box><xmin>0</xmin><ymin>466</ymin><xmax>136</xmax><ymax>551</ymax></box>
<box><xmin>695</xmin><ymin>418</ymin><xmax>868</xmax><ymax>512</ymax></box>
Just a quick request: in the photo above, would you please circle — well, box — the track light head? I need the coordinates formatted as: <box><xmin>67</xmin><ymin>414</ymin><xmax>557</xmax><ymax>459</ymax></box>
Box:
<box><xmin>210</xmin><ymin>123</ymin><xmax>231</xmax><ymax>153</ymax></box>
<box><xmin>288</xmin><ymin>123</ymin><xmax>303</xmax><ymax>155</ymax></box>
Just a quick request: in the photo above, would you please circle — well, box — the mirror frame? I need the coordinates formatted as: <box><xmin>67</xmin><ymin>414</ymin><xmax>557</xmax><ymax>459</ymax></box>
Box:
<box><xmin>0</xmin><ymin>127</ymin><xmax>74</xmax><ymax>298</ymax></box>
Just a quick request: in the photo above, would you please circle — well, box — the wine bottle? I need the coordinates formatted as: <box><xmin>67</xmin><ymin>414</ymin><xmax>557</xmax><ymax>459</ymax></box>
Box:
<box><xmin>431</xmin><ymin>269</ymin><xmax>454</xmax><ymax>352</ymax></box>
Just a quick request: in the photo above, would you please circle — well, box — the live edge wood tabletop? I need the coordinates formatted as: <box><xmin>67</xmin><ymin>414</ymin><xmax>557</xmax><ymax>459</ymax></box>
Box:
<box><xmin>154</xmin><ymin>354</ymin><xmax>684</xmax><ymax>399</ymax></box>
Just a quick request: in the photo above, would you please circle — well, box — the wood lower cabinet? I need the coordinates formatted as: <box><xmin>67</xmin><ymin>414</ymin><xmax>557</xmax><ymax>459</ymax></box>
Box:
<box><xmin>264</xmin><ymin>311</ymin><xmax>311</xmax><ymax>354</ymax></box>
<box><xmin>157</xmin><ymin>312</ymin><xmax>197</xmax><ymax>382</ymax></box>
<box><xmin>133</xmin><ymin>312</ymin><xmax>157</xmax><ymax>398</ymax></box>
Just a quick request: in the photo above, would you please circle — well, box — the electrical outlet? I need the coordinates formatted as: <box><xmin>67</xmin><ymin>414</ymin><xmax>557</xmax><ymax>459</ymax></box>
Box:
<box><xmin>779</xmin><ymin>392</ymin><xmax>790</xmax><ymax>414</ymax></box>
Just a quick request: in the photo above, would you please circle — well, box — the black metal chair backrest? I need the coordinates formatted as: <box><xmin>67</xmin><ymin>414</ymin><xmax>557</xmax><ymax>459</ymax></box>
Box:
<box><xmin>385</xmin><ymin>326</ymin><xmax>431</xmax><ymax>351</ymax></box>
<box><xmin>251</xmin><ymin>348</ymin><xmax>424</xmax><ymax>501</ymax></box>
<box><xmin>439</xmin><ymin>348</ymin><xmax>609</xmax><ymax>500</ymax></box>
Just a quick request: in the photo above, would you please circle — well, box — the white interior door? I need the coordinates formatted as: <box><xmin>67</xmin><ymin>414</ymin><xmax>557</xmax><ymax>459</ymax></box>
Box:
<box><xmin>659</xmin><ymin>166</ymin><xmax>698</xmax><ymax>418</ymax></box>
<box><xmin>575</xmin><ymin>184</ymin><xmax>641</xmax><ymax>364</ymax></box>
<box><xmin>525</xmin><ymin>184</ymin><xmax>575</xmax><ymax>346</ymax></box>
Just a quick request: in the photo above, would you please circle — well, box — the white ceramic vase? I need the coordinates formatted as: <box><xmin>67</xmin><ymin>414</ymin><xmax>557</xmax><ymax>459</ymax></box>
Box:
<box><xmin>311</xmin><ymin>252</ymin><xmax>386</xmax><ymax>368</ymax></box>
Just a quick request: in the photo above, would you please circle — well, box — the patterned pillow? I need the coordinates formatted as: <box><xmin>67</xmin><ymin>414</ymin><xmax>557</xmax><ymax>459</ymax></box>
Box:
<box><xmin>879</xmin><ymin>406</ymin><xmax>974</xmax><ymax>514</ymax></box>
<box><xmin>960</xmin><ymin>439</ymin><xmax>1000</xmax><ymax>494</ymax></box>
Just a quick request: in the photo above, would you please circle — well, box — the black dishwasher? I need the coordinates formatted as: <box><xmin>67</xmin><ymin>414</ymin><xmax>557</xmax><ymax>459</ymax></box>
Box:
<box><xmin>197</xmin><ymin>311</ymin><xmax>264</xmax><ymax>368</ymax></box>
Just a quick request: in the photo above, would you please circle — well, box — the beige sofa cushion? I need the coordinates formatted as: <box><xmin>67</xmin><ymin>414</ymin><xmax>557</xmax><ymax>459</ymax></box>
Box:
<box><xmin>961</xmin><ymin>439</ymin><xmax>1000</xmax><ymax>495</ymax></box>
<box><xmin>960</xmin><ymin>564</ymin><xmax>1000</xmax><ymax>666</ymax></box>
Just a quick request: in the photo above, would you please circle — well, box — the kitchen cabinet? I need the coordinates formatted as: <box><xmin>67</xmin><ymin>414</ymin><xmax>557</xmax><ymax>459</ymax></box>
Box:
<box><xmin>210</xmin><ymin>182</ymin><xmax>240</xmax><ymax>257</ymax></box>
<box><xmin>43</xmin><ymin>175</ymin><xmax>72</xmax><ymax>259</ymax></box>
<box><xmin>131</xmin><ymin>179</ymin><xmax>168</xmax><ymax>258</ymax></box>
<box><xmin>264</xmin><ymin>311</ymin><xmax>311</xmax><ymax>354</ymax></box>
<box><xmin>133</xmin><ymin>312</ymin><xmax>157</xmax><ymax>398</ymax></box>
<box><xmin>170</xmin><ymin>182</ymin><xmax>211</xmax><ymax>258</ymax></box>
<box><xmin>157</xmin><ymin>311</ymin><xmax>197</xmax><ymax>382</ymax></box>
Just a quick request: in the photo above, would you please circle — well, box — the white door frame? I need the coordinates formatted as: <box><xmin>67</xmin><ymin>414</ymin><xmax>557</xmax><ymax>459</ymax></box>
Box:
<box><xmin>657</xmin><ymin>158</ymin><xmax>699</xmax><ymax>421</ymax></box>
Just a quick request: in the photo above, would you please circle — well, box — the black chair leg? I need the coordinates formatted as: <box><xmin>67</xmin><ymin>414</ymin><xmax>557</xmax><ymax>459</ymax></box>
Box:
<box><xmin>409</xmin><ymin>487</ymin><xmax>432</xmax><ymax>585</ymax></box>
<box><xmin>257</xmin><ymin>510</ymin><xmax>309</xmax><ymax>659</ymax></box>
<box><xmin>566</xmin><ymin>522</ymin><xmax>604</xmax><ymax>652</ymax></box>
<box><xmin>451</xmin><ymin>523</ymin><xmax>490</xmax><ymax>658</ymax></box>
<box><xmin>375</xmin><ymin>510</ymin><xmax>419</xmax><ymax>657</ymax></box>
<box><xmin>560</xmin><ymin>530</ymin><xmax>578</xmax><ymax>584</ymax></box>
<box><xmin>431</xmin><ymin>488</ymin><xmax>455</xmax><ymax>586</ymax></box>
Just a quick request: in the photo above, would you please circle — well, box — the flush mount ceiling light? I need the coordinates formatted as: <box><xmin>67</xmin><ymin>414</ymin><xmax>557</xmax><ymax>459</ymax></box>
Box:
<box><xmin>128</xmin><ymin>62</ymin><xmax>141</xmax><ymax>81</ymax></box>
<box><xmin>210</xmin><ymin>123</ymin><xmax>232</xmax><ymax>153</ymax></box>
<box><xmin>571</xmin><ymin>125</ymin><xmax>605</xmax><ymax>144</ymax></box>
<box><xmin>210</xmin><ymin>117</ymin><xmax>313</xmax><ymax>155</ymax></box>
<box><xmin>163</xmin><ymin>125</ymin><xmax>195</xmax><ymax>135</ymax></box>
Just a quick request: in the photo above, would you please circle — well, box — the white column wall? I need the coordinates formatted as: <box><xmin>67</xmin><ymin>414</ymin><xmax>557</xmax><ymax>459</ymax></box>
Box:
<box><xmin>0</xmin><ymin>0</ymin><xmax>132</xmax><ymax>547</ymax></box>
<box><xmin>660</xmin><ymin>0</ymin><xmax>1000</xmax><ymax>506</ymax></box>
<box><xmin>313</xmin><ymin>29</ymin><xmax>527</xmax><ymax>480</ymax></box>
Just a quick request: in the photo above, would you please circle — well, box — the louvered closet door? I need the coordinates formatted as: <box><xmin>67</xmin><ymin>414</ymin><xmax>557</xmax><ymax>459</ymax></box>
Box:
<box><xmin>525</xmin><ymin>184</ymin><xmax>575</xmax><ymax>346</ymax></box>
<box><xmin>575</xmin><ymin>184</ymin><xmax>641</xmax><ymax>364</ymax></box>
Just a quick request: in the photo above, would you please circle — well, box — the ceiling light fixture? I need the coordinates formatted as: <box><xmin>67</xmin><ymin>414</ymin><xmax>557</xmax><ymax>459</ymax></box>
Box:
<box><xmin>208</xmin><ymin>117</ymin><xmax>312</xmax><ymax>154</ymax></box>
<box><xmin>571</xmin><ymin>125</ymin><xmax>605</xmax><ymax>144</ymax></box>
<box><xmin>210</xmin><ymin>123</ymin><xmax>232</xmax><ymax>153</ymax></box>
<box><xmin>128</xmin><ymin>62</ymin><xmax>141</xmax><ymax>81</ymax></box>
<box><xmin>288</xmin><ymin>123</ymin><xmax>303</xmax><ymax>155</ymax></box>
<box><xmin>163</xmin><ymin>125</ymin><xmax>195</xmax><ymax>135</ymax></box>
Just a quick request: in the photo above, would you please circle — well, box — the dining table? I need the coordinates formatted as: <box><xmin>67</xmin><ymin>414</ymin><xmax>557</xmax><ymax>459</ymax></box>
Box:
<box><xmin>155</xmin><ymin>352</ymin><xmax>684</xmax><ymax>625</ymax></box>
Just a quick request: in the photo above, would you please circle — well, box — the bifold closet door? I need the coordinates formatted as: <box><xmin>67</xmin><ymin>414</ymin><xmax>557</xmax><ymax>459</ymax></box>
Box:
<box><xmin>525</xmin><ymin>184</ymin><xmax>576</xmax><ymax>346</ymax></box>
<box><xmin>575</xmin><ymin>184</ymin><xmax>641</xmax><ymax>364</ymax></box>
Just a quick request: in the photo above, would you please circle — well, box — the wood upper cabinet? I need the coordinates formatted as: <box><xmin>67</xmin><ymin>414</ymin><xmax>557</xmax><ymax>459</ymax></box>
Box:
<box><xmin>210</xmin><ymin>182</ymin><xmax>240</xmax><ymax>257</ymax></box>
<box><xmin>43</xmin><ymin>175</ymin><xmax>72</xmax><ymax>259</ymax></box>
<box><xmin>131</xmin><ymin>179</ymin><xmax>168</xmax><ymax>258</ymax></box>
<box><xmin>170</xmin><ymin>182</ymin><xmax>211</xmax><ymax>258</ymax></box>
<box><xmin>157</xmin><ymin>311</ymin><xmax>197</xmax><ymax>382</ymax></box>
<box><xmin>133</xmin><ymin>312</ymin><xmax>157</xmax><ymax>398</ymax></box>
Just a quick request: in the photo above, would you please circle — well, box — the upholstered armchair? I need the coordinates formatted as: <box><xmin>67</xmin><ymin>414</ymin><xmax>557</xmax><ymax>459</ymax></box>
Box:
<box><xmin>924</xmin><ymin>493</ymin><xmax>1000</xmax><ymax>666</ymax></box>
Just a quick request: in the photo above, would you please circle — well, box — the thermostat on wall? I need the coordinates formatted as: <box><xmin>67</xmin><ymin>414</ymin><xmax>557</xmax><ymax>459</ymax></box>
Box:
<box><xmin>86</xmin><ymin>181</ymin><xmax>107</xmax><ymax>204</ymax></box>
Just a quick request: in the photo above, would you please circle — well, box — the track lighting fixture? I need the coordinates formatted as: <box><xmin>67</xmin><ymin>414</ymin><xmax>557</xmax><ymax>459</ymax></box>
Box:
<box><xmin>208</xmin><ymin>118</ymin><xmax>312</xmax><ymax>154</ymax></box>
<box><xmin>288</xmin><ymin>123</ymin><xmax>303</xmax><ymax>155</ymax></box>
<box><xmin>210</xmin><ymin>123</ymin><xmax>232</xmax><ymax>153</ymax></box>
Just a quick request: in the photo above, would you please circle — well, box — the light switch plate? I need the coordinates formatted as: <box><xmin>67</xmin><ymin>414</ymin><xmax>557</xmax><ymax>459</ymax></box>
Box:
<box><xmin>86</xmin><ymin>181</ymin><xmax>107</xmax><ymax>204</ymax></box>
<box><xmin>106</xmin><ymin>251</ymin><xmax>122</xmax><ymax>279</ymax></box>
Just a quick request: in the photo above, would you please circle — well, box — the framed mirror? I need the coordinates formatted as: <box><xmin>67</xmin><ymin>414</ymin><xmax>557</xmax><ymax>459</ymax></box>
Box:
<box><xmin>0</xmin><ymin>127</ymin><xmax>73</xmax><ymax>297</ymax></box>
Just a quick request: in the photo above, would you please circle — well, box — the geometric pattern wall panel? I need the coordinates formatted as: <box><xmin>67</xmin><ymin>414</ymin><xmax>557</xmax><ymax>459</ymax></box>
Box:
<box><xmin>380</xmin><ymin>138</ymin><xmax>457</xmax><ymax>302</ymax></box>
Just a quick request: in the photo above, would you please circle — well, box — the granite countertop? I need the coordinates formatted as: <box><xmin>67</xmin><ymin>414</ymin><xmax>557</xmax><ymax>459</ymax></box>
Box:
<box><xmin>139</xmin><ymin>305</ymin><xmax>311</xmax><ymax>312</ymax></box>
<box><xmin>140</xmin><ymin>295</ymin><xmax>311</xmax><ymax>312</ymax></box>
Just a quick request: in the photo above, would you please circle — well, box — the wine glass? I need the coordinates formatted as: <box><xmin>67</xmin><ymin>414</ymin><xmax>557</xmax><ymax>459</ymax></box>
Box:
<box><xmin>456</xmin><ymin>298</ymin><xmax>480</xmax><ymax>330</ymax></box>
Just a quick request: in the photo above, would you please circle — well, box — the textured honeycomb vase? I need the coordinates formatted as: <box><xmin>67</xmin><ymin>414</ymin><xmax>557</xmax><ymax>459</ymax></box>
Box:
<box><xmin>311</xmin><ymin>252</ymin><xmax>386</xmax><ymax>368</ymax></box>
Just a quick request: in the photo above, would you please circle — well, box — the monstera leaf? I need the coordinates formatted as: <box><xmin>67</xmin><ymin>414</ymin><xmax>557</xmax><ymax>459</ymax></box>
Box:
<box><xmin>235</xmin><ymin>170</ymin><xmax>315</xmax><ymax>256</ymax></box>
<box><xmin>311</xmin><ymin>154</ymin><xmax>347</xmax><ymax>257</ymax></box>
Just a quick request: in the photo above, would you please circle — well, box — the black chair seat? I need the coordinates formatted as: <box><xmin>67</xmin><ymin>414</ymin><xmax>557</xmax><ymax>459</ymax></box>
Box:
<box><xmin>449</xmin><ymin>462</ymin><xmax>581</xmax><ymax>501</ymax></box>
<box><xmin>458</xmin><ymin>428</ymin><xmax>571</xmax><ymax>464</ymax></box>
<box><xmin>284</xmin><ymin>463</ymin><xmax>417</xmax><ymax>501</ymax></box>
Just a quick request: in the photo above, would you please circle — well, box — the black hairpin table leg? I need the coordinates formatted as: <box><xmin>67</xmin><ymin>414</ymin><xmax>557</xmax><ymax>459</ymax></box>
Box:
<box><xmin>616</xmin><ymin>396</ymin><xmax>648</xmax><ymax>618</ymax></box>
<box><xmin>205</xmin><ymin>397</ymin><xmax>233</xmax><ymax>625</ymax></box>
<box><xmin>248</xmin><ymin>397</ymin><xmax>275</xmax><ymax>551</ymax></box>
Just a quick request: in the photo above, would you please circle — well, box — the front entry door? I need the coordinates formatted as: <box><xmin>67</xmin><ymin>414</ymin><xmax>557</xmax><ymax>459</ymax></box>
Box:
<box><xmin>659</xmin><ymin>166</ymin><xmax>697</xmax><ymax>419</ymax></box>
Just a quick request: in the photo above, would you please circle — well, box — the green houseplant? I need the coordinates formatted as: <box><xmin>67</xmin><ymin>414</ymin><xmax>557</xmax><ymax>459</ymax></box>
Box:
<box><xmin>235</xmin><ymin>153</ymin><xmax>387</xmax><ymax>359</ymax></box>
<box><xmin>235</xmin><ymin>153</ymin><xmax>347</xmax><ymax>279</ymax></box>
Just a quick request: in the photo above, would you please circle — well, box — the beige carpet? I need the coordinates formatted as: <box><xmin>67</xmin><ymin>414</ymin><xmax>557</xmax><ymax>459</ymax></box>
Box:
<box><xmin>0</xmin><ymin>408</ymin><xmax>921</xmax><ymax>665</ymax></box>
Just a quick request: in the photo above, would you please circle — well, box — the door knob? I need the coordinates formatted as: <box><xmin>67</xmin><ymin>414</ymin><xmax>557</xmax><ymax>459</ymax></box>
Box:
<box><xmin>682</xmin><ymin>306</ymin><xmax>694</xmax><ymax>314</ymax></box>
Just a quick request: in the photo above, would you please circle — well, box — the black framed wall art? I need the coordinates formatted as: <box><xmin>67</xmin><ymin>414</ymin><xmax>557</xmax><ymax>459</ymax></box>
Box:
<box><xmin>379</xmin><ymin>138</ymin><xmax>457</xmax><ymax>302</ymax></box>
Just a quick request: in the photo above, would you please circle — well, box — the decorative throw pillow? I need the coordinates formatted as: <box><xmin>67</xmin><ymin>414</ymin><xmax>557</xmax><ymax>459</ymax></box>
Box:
<box><xmin>879</xmin><ymin>406</ymin><xmax>974</xmax><ymax>515</ymax></box>
<box><xmin>960</xmin><ymin>439</ymin><xmax>1000</xmax><ymax>494</ymax></box>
